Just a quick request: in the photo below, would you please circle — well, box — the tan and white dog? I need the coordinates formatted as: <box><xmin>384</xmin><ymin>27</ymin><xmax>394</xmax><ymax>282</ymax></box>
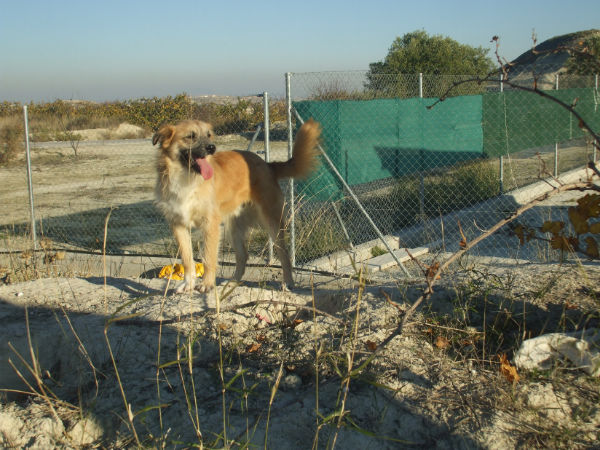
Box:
<box><xmin>153</xmin><ymin>119</ymin><xmax>321</xmax><ymax>293</ymax></box>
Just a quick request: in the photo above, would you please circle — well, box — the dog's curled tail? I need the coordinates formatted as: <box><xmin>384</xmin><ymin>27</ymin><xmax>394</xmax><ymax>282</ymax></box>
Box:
<box><xmin>270</xmin><ymin>119</ymin><xmax>321</xmax><ymax>180</ymax></box>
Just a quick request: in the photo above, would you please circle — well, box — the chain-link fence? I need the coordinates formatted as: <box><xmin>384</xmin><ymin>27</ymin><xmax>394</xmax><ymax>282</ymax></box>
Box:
<box><xmin>0</xmin><ymin>96</ymin><xmax>283</xmax><ymax>263</ymax></box>
<box><xmin>1</xmin><ymin>67</ymin><xmax>598</xmax><ymax>277</ymax></box>
<box><xmin>287</xmin><ymin>69</ymin><xmax>600</xmax><ymax>271</ymax></box>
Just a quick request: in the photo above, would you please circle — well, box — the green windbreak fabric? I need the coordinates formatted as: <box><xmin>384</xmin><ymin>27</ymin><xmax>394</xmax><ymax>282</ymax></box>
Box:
<box><xmin>294</xmin><ymin>96</ymin><xmax>483</xmax><ymax>201</ymax></box>
<box><xmin>482</xmin><ymin>88</ymin><xmax>600</xmax><ymax>157</ymax></box>
<box><xmin>293</xmin><ymin>88</ymin><xmax>599</xmax><ymax>201</ymax></box>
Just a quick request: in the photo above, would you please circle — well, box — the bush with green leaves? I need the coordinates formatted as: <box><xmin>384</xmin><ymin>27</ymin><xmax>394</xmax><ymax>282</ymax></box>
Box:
<box><xmin>366</xmin><ymin>30</ymin><xmax>495</xmax><ymax>98</ymax></box>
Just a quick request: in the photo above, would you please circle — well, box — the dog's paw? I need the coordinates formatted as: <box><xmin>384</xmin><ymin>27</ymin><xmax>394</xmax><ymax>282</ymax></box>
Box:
<box><xmin>281</xmin><ymin>281</ymin><xmax>294</xmax><ymax>292</ymax></box>
<box><xmin>195</xmin><ymin>282</ymin><xmax>214</xmax><ymax>294</ymax></box>
<box><xmin>175</xmin><ymin>279</ymin><xmax>195</xmax><ymax>294</ymax></box>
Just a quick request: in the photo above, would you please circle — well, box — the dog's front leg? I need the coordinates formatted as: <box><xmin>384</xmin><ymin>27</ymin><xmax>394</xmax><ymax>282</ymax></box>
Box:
<box><xmin>198</xmin><ymin>213</ymin><xmax>221</xmax><ymax>293</ymax></box>
<box><xmin>172</xmin><ymin>224</ymin><xmax>196</xmax><ymax>293</ymax></box>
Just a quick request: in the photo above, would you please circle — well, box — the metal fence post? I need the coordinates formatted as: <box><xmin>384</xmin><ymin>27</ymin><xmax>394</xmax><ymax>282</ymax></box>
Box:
<box><xmin>263</xmin><ymin>91</ymin><xmax>274</xmax><ymax>263</ymax></box>
<box><xmin>285</xmin><ymin>73</ymin><xmax>296</xmax><ymax>267</ymax></box>
<box><xmin>419</xmin><ymin>73</ymin><xmax>423</xmax><ymax>98</ymax></box>
<box><xmin>594</xmin><ymin>73</ymin><xmax>598</xmax><ymax>163</ymax></box>
<box><xmin>554</xmin><ymin>142</ymin><xmax>559</xmax><ymax>177</ymax></box>
<box><xmin>419</xmin><ymin>150</ymin><xmax>425</xmax><ymax>218</ymax></box>
<box><xmin>23</xmin><ymin>105</ymin><xmax>37</xmax><ymax>251</ymax></box>
<box><xmin>499</xmin><ymin>156</ymin><xmax>504</xmax><ymax>194</ymax></box>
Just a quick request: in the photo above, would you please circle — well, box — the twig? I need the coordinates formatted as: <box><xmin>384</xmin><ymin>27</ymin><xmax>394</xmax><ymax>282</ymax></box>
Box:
<box><xmin>379</xmin><ymin>288</ymin><xmax>404</xmax><ymax>313</ymax></box>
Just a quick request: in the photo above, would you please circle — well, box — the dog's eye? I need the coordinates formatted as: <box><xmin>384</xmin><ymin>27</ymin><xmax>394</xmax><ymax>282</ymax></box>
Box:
<box><xmin>186</xmin><ymin>132</ymin><xmax>197</xmax><ymax>140</ymax></box>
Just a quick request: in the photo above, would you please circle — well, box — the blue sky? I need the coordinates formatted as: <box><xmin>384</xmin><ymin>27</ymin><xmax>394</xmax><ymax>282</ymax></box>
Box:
<box><xmin>1</xmin><ymin>0</ymin><xmax>598</xmax><ymax>102</ymax></box>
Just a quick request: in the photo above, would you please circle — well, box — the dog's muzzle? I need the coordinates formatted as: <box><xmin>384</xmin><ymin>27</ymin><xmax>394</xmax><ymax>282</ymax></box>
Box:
<box><xmin>179</xmin><ymin>139</ymin><xmax>216</xmax><ymax>180</ymax></box>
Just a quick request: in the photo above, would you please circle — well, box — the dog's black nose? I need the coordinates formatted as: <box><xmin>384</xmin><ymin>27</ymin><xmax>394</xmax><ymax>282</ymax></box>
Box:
<box><xmin>206</xmin><ymin>144</ymin><xmax>216</xmax><ymax>155</ymax></box>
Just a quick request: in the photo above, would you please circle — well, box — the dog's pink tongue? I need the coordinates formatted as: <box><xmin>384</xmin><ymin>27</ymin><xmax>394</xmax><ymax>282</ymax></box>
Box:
<box><xmin>195</xmin><ymin>157</ymin><xmax>213</xmax><ymax>180</ymax></box>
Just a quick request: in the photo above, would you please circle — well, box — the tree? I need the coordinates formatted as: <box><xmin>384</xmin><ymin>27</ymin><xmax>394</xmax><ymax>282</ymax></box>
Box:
<box><xmin>365</xmin><ymin>30</ymin><xmax>495</xmax><ymax>98</ymax></box>
<box><xmin>565</xmin><ymin>36</ymin><xmax>600</xmax><ymax>75</ymax></box>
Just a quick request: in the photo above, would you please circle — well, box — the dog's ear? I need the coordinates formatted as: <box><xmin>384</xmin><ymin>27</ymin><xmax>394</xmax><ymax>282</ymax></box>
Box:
<box><xmin>152</xmin><ymin>125</ymin><xmax>175</xmax><ymax>148</ymax></box>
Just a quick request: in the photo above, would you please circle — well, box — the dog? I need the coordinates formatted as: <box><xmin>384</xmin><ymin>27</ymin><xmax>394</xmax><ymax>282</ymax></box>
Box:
<box><xmin>152</xmin><ymin>118</ymin><xmax>321</xmax><ymax>293</ymax></box>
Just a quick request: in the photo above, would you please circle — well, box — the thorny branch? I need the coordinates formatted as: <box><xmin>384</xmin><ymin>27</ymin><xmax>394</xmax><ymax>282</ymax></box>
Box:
<box><xmin>375</xmin><ymin>177</ymin><xmax>600</xmax><ymax>355</ymax></box>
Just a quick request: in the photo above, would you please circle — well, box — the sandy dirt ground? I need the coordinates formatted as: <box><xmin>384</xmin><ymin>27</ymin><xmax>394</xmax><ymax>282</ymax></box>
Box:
<box><xmin>1</xmin><ymin>252</ymin><xmax>599</xmax><ymax>448</ymax></box>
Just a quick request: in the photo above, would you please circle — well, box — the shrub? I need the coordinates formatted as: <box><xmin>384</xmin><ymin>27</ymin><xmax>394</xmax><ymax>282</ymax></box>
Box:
<box><xmin>124</xmin><ymin>94</ymin><xmax>194</xmax><ymax>131</ymax></box>
<box><xmin>426</xmin><ymin>158</ymin><xmax>499</xmax><ymax>215</ymax></box>
<box><xmin>0</xmin><ymin>118</ymin><xmax>24</xmax><ymax>165</ymax></box>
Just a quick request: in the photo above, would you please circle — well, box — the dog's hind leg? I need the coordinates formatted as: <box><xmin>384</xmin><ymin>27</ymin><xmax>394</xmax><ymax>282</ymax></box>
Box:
<box><xmin>273</xmin><ymin>227</ymin><xmax>294</xmax><ymax>290</ymax></box>
<box><xmin>229</xmin><ymin>217</ymin><xmax>249</xmax><ymax>282</ymax></box>
<box><xmin>261</xmin><ymin>208</ymin><xmax>294</xmax><ymax>290</ymax></box>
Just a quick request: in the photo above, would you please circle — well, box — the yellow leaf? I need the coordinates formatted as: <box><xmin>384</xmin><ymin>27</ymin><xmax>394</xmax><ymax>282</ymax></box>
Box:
<box><xmin>499</xmin><ymin>354</ymin><xmax>520</xmax><ymax>383</ymax></box>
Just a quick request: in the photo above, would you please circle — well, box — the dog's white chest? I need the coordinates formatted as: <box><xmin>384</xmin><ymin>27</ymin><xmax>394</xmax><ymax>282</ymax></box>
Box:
<box><xmin>156</xmin><ymin>176</ymin><xmax>212</xmax><ymax>227</ymax></box>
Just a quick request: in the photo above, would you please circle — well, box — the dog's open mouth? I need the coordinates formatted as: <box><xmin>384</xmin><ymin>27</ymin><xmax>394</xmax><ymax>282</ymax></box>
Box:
<box><xmin>192</xmin><ymin>156</ymin><xmax>214</xmax><ymax>180</ymax></box>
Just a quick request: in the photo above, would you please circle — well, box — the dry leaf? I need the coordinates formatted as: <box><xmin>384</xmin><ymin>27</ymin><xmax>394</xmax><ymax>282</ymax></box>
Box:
<box><xmin>541</xmin><ymin>220</ymin><xmax>564</xmax><ymax>235</ymax></box>
<box><xmin>550</xmin><ymin>235</ymin><xmax>579</xmax><ymax>252</ymax></box>
<box><xmin>569</xmin><ymin>207</ymin><xmax>589</xmax><ymax>235</ymax></box>
<box><xmin>458</xmin><ymin>220</ymin><xmax>467</xmax><ymax>248</ymax></box>
<box><xmin>584</xmin><ymin>236</ymin><xmax>599</xmax><ymax>258</ymax></box>
<box><xmin>499</xmin><ymin>354</ymin><xmax>520</xmax><ymax>383</ymax></box>
<box><xmin>589</xmin><ymin>222</ymin><xmax>600</xmax><ymax>234</ymax></box>
<box><xmin>246</xmin><ymin>342</ymin><xmax>261</xmax><ymax>353</ymax></box>
<box><xmin>514</xmin><ymin>224</ymin><xmax>536</xmax><ymax>245</ymax></box>
<box><xmin>513</xmin><ymin>224</ymin><xmax>526</xmax><ymax>245</ymax></box>
<box><xmin>565</xmin><ymin>300</ymin><xmax>578</xmax><ymax>310</ymax></box>
<box><xmin>435</xmin><ymin>336</ymin><xmax>450</xmax><ymax>349</ymax></box>
<box><xmin>577</xmin><ymin>194</ymin><xmax>600</xmax><ymax>217</ymax></box>
<box><xmin>365</xmin><ymin>340</ymin><xmax>378</xmax><ymax>352</ymax></box>
<box><xmin>426</xmin><ymin>262</ymin><xmax>441</xmax><ymax>280</ymax></box>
